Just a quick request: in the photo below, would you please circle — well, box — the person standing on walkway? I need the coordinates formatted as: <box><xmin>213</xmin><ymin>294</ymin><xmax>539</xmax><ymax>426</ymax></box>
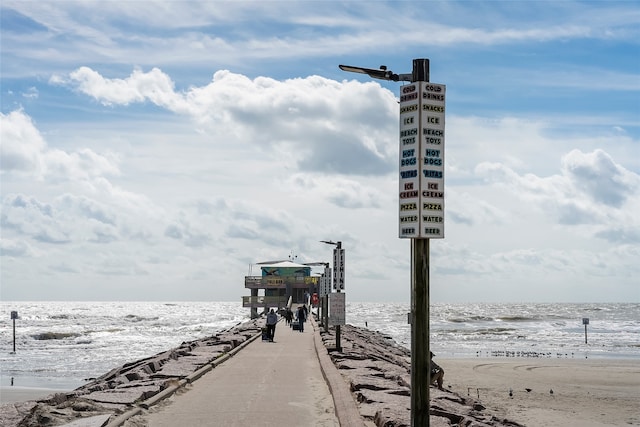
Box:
<box><xmin>297</xmin><ymin>305</ymin><xmax>306</xmax><ymax>332</ymax></box>
<box><xmin>266</xmin><ymin>309</ymin><xmax>278</xmax><ymax>342</ymax></box>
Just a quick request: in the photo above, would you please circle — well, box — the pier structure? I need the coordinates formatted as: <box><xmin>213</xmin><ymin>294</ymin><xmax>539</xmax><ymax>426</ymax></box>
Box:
<box><xmin>242</xmin><ymin>260</ymin><xmax>318</xmax><ymax>318</ymax></box>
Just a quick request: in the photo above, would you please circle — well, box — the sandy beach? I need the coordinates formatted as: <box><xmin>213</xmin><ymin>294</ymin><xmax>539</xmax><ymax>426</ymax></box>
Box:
<box><xmin>0</xmin><ymin>375</ymin><xmax>82</xmax><ymax>405</ymax></box>
<box><xmin>441</xmin><ymin>357</ymin><xmax>640</xmax><ymax>426</ymax></box>
<box><xmin>0</xmin><ymin>386</ymin><xmax>68</xmax><ymax>404</ymax></box>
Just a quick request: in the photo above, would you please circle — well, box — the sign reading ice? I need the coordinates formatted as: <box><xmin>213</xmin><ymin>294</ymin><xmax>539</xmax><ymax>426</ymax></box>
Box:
<box><xmin>398</xmin><ymin>82</ymin><xmax>446</xmax><ymax>239</ymax></box>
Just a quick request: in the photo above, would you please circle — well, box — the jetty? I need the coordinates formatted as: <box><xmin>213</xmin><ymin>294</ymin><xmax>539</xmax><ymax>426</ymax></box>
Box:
<box><xmin>1</xmin><ymin>314</ymin><xmax>364</xmax><ymax>427</ymax></box>
<box><xmin>2</xmin><ymin>310</ymin><xmax>525</xmax><ymax>427</ymax></box>
<box><xmin>134</xmin><ymin>315</ymin><xmax>361</xmax><ymax>427</ymax></box>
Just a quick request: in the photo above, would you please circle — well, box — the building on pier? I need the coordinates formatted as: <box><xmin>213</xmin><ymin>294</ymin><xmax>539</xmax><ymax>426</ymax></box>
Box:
<box><xmin>242</xmin><ymin>261</ymin><xmax>319</xmax><ymax>318</ymax></box>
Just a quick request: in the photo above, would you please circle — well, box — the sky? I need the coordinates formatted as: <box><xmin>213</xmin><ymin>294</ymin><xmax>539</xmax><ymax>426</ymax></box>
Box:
<box><xmin>1</xmin><ymin>1</ymin><xmax>639</xmax><ymax>303</ymax></box>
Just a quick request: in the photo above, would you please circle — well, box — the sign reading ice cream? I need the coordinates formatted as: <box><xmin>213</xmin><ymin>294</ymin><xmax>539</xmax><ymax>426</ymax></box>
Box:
<box><xmin>399</xmin><ymin>82</ymin><xmax>445</xmax><ymax>239</ymax></box>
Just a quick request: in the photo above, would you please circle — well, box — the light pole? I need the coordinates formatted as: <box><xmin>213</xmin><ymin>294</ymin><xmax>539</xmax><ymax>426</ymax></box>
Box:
<box><xmin>320</xmin><ymin>240</ymin><xmax>344</xmax><ymax>352</ymax></box>
<box><xmin>340</xmin><ymin>58</ymin><xmax>441</xmax><ymax>427</ymax></box>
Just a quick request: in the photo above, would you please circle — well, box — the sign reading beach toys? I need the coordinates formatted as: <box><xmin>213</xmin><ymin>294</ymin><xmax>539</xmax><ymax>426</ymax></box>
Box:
<box><xmin>398</xmin><ymin>81</ymin><xmax>446</xmax><ymax>239</ymax></box>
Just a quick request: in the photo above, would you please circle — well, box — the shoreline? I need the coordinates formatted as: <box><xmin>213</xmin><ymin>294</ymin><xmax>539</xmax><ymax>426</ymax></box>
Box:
<box><xmin>440</xmin><ymin>357</ymin><xmax>640</xmax><ymax>427</ymax></box>
<box><xmin>2</xmin><ymin>321</ymin><xmax>638</xmax><ymax>427</ymax></box>
<box><xmin>0</xmin><ymin>386</ymin><xmax>72</xmax><ymax>405</ymax></box>
<box><xmin>3</xmin><ymin>357</ymin><xmax>638</xmax><ymax>402</ymax></box>
<box><xmin>0</xmin><ymin>375</ymin><xmax>84</xmax><ymax>405</ymax></box>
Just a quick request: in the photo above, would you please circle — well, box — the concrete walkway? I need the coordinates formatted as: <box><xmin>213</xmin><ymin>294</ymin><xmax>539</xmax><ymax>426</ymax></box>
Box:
<box><xmin>141</xmin><ymin>317</ymin><xmax>340</xmax><ymax>427</ymax></box>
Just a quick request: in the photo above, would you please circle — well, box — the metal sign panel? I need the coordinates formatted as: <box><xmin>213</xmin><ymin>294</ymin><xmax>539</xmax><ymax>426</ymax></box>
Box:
<box><xmin>319</xmin><ymin>267</ymin><xmax>331</xmax><ymax>297</ymax></box>
<box><xmin>333</xmin><ymin>248</ymin><xmax>345</xmax><ymax>290</ymax></box>
<box><xmin>399</xmin><ymin>81</ymin><xmax>446</xmax><ymax>239</ymax></box>
<box><xmin>329</xmin><ymin>292</ymin><xmax>346</xmax><ymax>326</ymax></box>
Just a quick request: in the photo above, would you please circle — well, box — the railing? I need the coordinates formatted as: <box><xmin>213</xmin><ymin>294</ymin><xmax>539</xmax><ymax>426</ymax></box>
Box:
<box><xmin>244</xmin><ymin>275</ymin><xmax>318</xmax><ymax>289</ymax></box>
<box><xmin>242</xmin><ymin>295</ymin><xmax>289</xmax><ymax>307</ymax></box>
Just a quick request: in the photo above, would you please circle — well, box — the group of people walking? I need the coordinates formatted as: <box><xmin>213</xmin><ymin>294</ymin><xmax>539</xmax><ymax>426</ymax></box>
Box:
<box><xmin>265</xmin><ymin>305</ymin><xmax>445</xmax><ymax>390</ymax></box>
<box><xmin>264</xmin><ymin>304</ymin><xmax>308</xmax><ymax>342</ymax></box>
<box><xmin>283</xmin><ymin>305</ymin><xmax>307</xmax><ymax>332</ymax></box>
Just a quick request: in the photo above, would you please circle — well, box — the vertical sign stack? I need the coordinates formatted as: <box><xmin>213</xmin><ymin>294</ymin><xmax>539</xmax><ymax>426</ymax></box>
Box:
<box><xmin>320</xmin><ymin>266</ymin><xmax>332</xmax><ymax>297</ymax></box>
<box><xmin>398</xmin><ymin>82</ymin><xmax>446</xmax><ymax>239</ymax></box>
<box><xmin>333</xmin><ymin>248</ymin><xmax>345</xmax><ymax>290</ymax></box>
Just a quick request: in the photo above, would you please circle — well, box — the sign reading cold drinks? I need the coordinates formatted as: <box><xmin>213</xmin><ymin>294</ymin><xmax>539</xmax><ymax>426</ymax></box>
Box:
<box><xmin>398</xmin><ymin>82</ymin><xmax>445</xmax><ymax>239</ymax></box>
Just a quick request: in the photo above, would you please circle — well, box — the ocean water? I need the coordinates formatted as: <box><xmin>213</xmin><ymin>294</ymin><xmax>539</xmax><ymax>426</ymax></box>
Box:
<box><xmin>347</xmin><ymin>302</ymin><xmax>640</xmax><ymax>360</ymax></box>
<box><xmin>1</xmin><ymin>302</ymin><xmax>638</xmax><ymax>391</ymax></box>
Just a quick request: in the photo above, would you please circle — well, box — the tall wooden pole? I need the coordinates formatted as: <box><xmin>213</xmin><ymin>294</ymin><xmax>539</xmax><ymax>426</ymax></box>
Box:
<box><xmin>411</xmin><ymin>238</ymin><xmax>430</xmax><ymax>425</ymax></box>
<box><xmin>335</xmin><ymin>241</ymin><xmax>342</xmax><ymax>352</ymax></box>
<box><xmin>411</xmin><ymin>58</ymin><xmax>431</xmax><ymax>427</ymax></box>
<box><xmin>323</xmin><ymin>295</ymin><xmax>329</xmax><ymax>332</ymax></box>
<box><xmin>336</xmin><ymin>58</ymin><xmax>435</xmax><ymax>426</ymax></box>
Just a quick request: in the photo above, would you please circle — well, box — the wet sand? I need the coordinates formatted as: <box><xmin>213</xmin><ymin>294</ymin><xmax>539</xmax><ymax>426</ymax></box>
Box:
<box><xmin>0</xmin><ymin>386</ymin><xmax>67</xmax><ymax>404</ymax></box>
<box><xmin>441</xmin><ymin>358</ymin><xmax>640</xmax><ymax>427</ymax></box>
<box><xmin>0</xmin><ymin>375</ymin><xmax>82</xmax><ymax>404</ymax></box>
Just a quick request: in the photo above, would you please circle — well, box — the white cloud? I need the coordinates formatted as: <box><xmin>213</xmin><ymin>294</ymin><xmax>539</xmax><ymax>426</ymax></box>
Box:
<box><xmin>2</xmin><ymin>0</ymin><xmax>639</xmax><ymax>306</ymax></box>
<box><xmin>2</xmin><ymin>57</ymin><xmax>639</xmax><ymax>303</ymax></box>
<box><xmin>64</xmin><ymin>66</ymin><xmax>185</xmax><ymax>109</ymax></box>
<box><xmin>56</xmin><ymin>67</ymin><xmax>398</xmax><ymax>178</ymax></box>
<box><xmin>1</xmin><ymin>109</ymin><xmax>121</xmax><ymax>182</ymax></box>
<box><xmin>22</xmin><ymin>87</ymin><xmax>39</xmax><ymax>99</ymax></box>
<box><xmin>474</xmin><ymin>148</ymin><xmax>640</xmax><ymax>241</ymax></box>
<box><xmin>1</xmin><ymin>110</ymin><xmax>47</xmax><ymax>178</ymax></box>
<box><xmin>0</xmin><ymin>238</ymin><xmax>36</xmax><ymax>257</ymax></box>
<box><xmin>561</xmin><ymin>149</ymin><xmax>639</xmax><ymax>208</ymax></box>
<box><xmin>6</xmin><ymin>1</ymin><xmax>638</xmax><ymax>77</ymax></box>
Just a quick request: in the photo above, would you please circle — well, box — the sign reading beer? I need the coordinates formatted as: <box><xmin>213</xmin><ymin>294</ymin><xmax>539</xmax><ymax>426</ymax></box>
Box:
<box><xmin>399</xmin><ymin>82</ymin><xmax>445</xmax><ymax>239</ymax></box>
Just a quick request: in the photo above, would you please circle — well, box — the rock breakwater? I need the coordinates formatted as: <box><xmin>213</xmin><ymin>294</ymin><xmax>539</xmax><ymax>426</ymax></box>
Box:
<box><xmin>320</xmin><ymin>324</ymin><xmax>524</xmax><ymax>427</ymax></box>
<box><xmin>2</xmin><ymin>318</ymin><xmax>524</xmax><ymax>427</ymax></box>
<box><xmin>1</xmin><ymin>318</ymin><xmax>263</xmax><ymax>427</ymax></box>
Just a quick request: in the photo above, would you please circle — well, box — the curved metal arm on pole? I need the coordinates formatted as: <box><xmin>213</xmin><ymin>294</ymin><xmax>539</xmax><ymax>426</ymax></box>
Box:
<box><xmin>338</xmin><ymin>64</ymin><xmax>412</xmax><ymax>82</ymax></box>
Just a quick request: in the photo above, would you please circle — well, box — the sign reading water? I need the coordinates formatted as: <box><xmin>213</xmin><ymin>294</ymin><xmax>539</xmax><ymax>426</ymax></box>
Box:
<box><xmin>398</xmin><ymin>82</ymin><xmax>446</xmax><ymax>239</ymax></box>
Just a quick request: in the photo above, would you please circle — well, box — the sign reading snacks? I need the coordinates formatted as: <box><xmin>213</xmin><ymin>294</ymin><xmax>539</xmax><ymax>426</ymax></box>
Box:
<box><xmin>398</xmin><ymin>82</ymin><xmax>446</xmax><ymax>239</ymax></box>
